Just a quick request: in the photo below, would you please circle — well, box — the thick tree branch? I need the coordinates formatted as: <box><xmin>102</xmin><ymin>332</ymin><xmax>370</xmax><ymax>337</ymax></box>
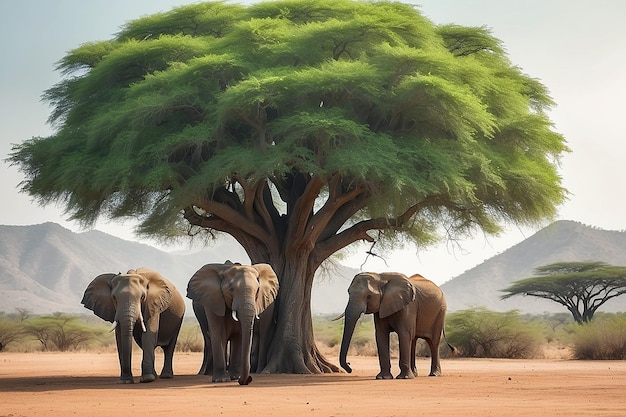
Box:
<box><xmin>317</xmin><ymin>192</ymin><xmax>370</xmax><ymax>242</ymax></box>
<box><xmin>253</xmin><ymin>179</ymin><xmax>273</xmax><ymax>230</ymax></box>
<box><xmin>193</xmin><ymin>199</ymin><xmax>271</xmax><ymax>247</ymax></box>
<box><xmin>305</xmin><ymin>175</ymin><xmax>367</xmax><ymax>245</ymax></box>
<box><xmin>233</xmin><ymin>175</ymin><xmax>255</xmax><ymax>219</ymax></box>
<box><xmin>312</xmin><ymin>199</ymin><xmax>433</xmax><ymax>266</ymax></box>
<box><xmin>285</xmin><ymin>175</ymin><xmax>325</xmax><ymax>251</ymax></box>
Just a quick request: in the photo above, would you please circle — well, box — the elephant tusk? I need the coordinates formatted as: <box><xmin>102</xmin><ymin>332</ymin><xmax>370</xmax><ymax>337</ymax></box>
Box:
<box><xmin>232</xmin><ymin>310</ymin><xmax>239</xmax><ymax>322</ymax></box>
<box><xmin>109</xmin><ymin>321</ymin><xmax>118</xmax><ymax>332</ymax></box>
<box><xmin>138</xmin><ymin>308</ymin><xmax>147</xmax><ymax>332</ymax></box>
<box><xmin>331</xmin><ymin>312</ymin><xmax>345</xmax><ymax>321</ymax></box>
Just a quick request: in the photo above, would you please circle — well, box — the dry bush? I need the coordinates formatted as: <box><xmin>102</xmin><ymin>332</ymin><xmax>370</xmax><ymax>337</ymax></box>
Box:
<box><xmin>176</xmin><ymin>322</ymin><xmax>203</xmax><ymax>352</ymax></box>
<box><xmin>570</xmin><ymin>315</ymin><xmax>626</xmax><ymax>360</ymax></box>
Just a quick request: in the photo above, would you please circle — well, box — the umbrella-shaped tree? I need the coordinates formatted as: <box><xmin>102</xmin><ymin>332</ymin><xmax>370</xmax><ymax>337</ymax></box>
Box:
<box><xmin>501</xmin><ymin>262</ymin><xmax>626</xmax><ymax>323</ymax></box>
<box><xmin>8</xmin><ymin>0</ymin><xmax>568</xmax><ymax>373</ymax></box>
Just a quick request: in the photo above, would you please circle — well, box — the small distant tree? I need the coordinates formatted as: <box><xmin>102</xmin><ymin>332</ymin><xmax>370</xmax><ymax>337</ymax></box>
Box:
<box><xmin>0</xmin><ymin>313</ymin><xmax>27</xmax><ymax>352</ymax></box>
<box><xmin>24</xmin><ymin>313</ymin><xmax>105</xmax><ymax>351</ymax></box>
<box><xmin>501</xmin><ymin>262</ymin><xmax>626</xmax><ymax>324</ymax></box>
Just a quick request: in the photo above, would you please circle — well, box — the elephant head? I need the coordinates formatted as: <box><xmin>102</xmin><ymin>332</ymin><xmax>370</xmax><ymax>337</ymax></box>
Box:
<box><xmin>187</xmin><ymin>263</ymin><xmax>279</xmax><ymax>385</ymax></box>
<box><xmin>339</xmin><ymin>272</ymin><xmax>415</xmax><ymax>373</ymax></box>
<box><xmin>81</xmin><ymin>268</ymin><xmax>174</xmax><ymax>383</ymax></box>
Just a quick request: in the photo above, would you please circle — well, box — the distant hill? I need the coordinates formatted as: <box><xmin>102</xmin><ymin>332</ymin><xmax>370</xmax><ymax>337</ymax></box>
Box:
<box><xmin>1</xmin><ymin>221</ymin><xmax>625</xmax><ymax>317</ymax></box>
<box><xmin>0</xmin><ymin>222</ymin><xmax>357</xmax><ymax>315</ymax></box>
<box><xmin>441</xmin><ymin>220</ymin><xmax>626</xmax><ymax>313</ymax></box>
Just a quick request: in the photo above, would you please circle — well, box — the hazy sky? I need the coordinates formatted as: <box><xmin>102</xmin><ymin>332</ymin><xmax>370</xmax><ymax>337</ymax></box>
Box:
<box><xmin>1</xmin><ymin>1</ymin><xmax>625</xmax><ymax>284</ymax></box>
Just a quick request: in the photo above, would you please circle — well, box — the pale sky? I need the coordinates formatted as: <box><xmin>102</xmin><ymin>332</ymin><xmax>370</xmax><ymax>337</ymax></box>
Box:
<box><xmin>1</xmin><ymin>1</ymin><xmax>625</xmax><ymax>285</ymax></box>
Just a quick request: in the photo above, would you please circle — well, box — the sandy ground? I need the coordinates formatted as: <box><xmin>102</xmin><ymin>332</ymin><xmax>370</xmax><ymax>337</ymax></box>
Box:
<box><xmin>0</xmin><ymin>351</ymin><xmax>625</xmax><ymax>417</ymax></box>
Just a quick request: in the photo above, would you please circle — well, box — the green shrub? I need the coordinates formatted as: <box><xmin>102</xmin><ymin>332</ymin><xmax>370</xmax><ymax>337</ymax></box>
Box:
<box><xmin>570</xmin><ymin>314</ymin><xmax>626</xmax><ymax>360</ymax></box>
<box><xmin>446</xmin><ymin>308</ymin><xmax>543</xmax><ymax>358</ymax></box>
<box><xmin>24</xmin><ymin>313</ymin><xmax>107</xmax><ymax>351</ymax></box>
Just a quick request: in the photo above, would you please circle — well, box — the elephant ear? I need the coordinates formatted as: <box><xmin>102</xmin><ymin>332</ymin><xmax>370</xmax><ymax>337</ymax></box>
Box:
<box><xmin>81</xmin><ymin>273</ymin><xmax>117</xmax><ymax>323</ymax></box>
<box><xmin>379</xmin><ymin>273</ymin><xmax>416</xmax><ymax>319</ymax></box>
<box><xmin>135</xmin><ymin>267</ymin><xmax>173</xmax><ymax>317</ymax></box>
<box><xmin>187</xmin><ymin>263</ymin><xmax>229</xmax><ymax>316</ymax></box>
<box><xmin>253</xmin><ymin>263</ymin><xmax>279</xmax><ymax>314</ymax></box>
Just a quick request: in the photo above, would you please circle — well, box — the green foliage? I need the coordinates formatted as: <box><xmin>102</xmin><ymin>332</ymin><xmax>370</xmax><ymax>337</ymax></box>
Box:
<box><xmin>446</xmin><ymin>308</ymin><xmax>543</xmax><ymax>358</ymax></box>
<box><xmin>24</xmin><ymin>313</ymin><xmax>107</xmax><ymax>352</ymax></box>
<box><xmin>502</xmin><ymin>261</ymin><xmax>626</xmax><ymax>323</ymax></box>
<box><xmin>9</xmin><ymin>0</ymin><xmax>567</xmax><ymax>249</ymax></box>
<box><xmin>569</xmin><ymin>313</ymin><xmax>626</xmax><ymax>360</ymax></box>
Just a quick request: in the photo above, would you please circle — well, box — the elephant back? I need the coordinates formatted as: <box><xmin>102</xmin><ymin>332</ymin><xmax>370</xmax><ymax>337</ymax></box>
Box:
<box><xmin>408</xmin><ymin>273</ymin><xmax>447</xmax><ymax>313</ymax></box>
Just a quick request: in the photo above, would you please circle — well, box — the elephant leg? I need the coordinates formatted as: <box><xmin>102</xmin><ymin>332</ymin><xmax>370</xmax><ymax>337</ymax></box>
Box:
<box><xmin>229</xmin><ymin>336</ymin><xmax>242</xmax><ymax>380</ymax></box>
<box><xmin>254</xmin><ymin>305</ymin><xmax>275</xmax><ymax>373</ymax></box>
<box><xmin>200</xmin><ymin>330</ymin><xmax>213</xmax><ymax>375</ymax></box>
<box><xmin>160</xmin><ymin>321</ymin><xmax>182</xmax><ymax>379</ymax></box>
<box><xmin>140</xmin><ymin>330</ymin><xmax>158</xmax><ymax>383</ymax></box>
<box><xmin>208</xmin><ymin>320</ymin><xmax>230</xmax><ymax>382</ymax></box>
<box><xmin>410</xmin><ymin>337</ymin><xmax>418</xmax><ymax>377</ymax></box>
<box><xmin>194</xmin><ymin>302</ymin><xmax>212</xmax><ymax>375</ymax></box>
<box><xmin>395</xmin><ymin>329</ymin><xmax>415</xmax><ymax>379</ymax></box>
<box><xmin>374</xmin><ymin>318</ymin><xmax>393</xmax><ymax>380</ymax></box>
<box><xmin>427</xmin><ymin>336</ymin><xmax>442</xmax><ymax>376</ymax></box>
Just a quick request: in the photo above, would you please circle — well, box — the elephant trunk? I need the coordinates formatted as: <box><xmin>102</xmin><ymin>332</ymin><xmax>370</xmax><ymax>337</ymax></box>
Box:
<box><xmin>236</xmin><ymin>299</ymin><xmax>256</xmax><ymax>385</ymax></box>
<box><xmin>115</xmin><ymin>301</ymin><xmax>140</xmax><ymax>384</ymax></box>
<box><xmin>339</xmin><ymin>303</ymin><xmax>364</xmax><ymax>373</ymax></box>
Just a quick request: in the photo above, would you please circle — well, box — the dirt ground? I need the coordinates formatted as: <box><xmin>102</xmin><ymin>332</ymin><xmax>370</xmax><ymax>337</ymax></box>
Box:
<box><xmin>1</xmin><ymin>352</ymin><xmax>625</xmax><ymax>417</ymax></box>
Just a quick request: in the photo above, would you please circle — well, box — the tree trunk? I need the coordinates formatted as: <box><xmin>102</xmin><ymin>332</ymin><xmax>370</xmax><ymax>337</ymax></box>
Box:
<box><xmin>261</xmin><ymin>254</ymin><xmax>340</xmax><ymax>374</ymax></box>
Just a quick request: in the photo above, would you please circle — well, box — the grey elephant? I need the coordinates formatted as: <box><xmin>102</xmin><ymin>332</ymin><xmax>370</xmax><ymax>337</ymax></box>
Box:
<box><xmin>81</xmin><ymin>267</ymin><xmax>185</xmax><ymax>384</ymax></box>
<box><xmin>186</xmin><ymin>262</ymin><xmax>279</xmax><ymax>385</ymax></box>
<box><xmin>339</xmin><ymin>272</ymin><xmax>453</xmax><ymax>379</ymax></box>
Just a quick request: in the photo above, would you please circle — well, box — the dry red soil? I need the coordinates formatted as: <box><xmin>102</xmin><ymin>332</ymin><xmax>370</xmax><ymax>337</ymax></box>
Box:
<box><xmin>1</xmin><ymin>352</ymin><xmax>625</xmax><ymax>416</ymax></box>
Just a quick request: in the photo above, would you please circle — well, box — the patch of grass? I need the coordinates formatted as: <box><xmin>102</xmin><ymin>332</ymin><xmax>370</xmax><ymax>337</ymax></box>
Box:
<box><xmin>176</xmin><ymin>320</ymin><xmax>203</xmax><ymax>352</ymax></box>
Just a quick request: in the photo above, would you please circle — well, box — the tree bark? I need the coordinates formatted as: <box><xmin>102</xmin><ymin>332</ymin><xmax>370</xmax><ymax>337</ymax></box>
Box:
<box><xmin>262</xmin><ymin>254</ymin><xmax>340</xmax><ymax>374</ymax></box>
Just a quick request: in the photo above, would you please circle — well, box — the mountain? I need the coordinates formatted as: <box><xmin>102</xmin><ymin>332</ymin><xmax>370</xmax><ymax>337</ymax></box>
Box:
<box><xmin>1</xmin><ymin>220</ymin><xmax>625</xmax><ymax>317</ymax></box>
<box><xmin>0</xmin><ymin>222</ymin><xmax>357</xmax><ymax>315</ymax></box>
<box><xmin>441</xmin><ymin>220</ymin><xmax>626</xmax><ymax>313</ymax></box>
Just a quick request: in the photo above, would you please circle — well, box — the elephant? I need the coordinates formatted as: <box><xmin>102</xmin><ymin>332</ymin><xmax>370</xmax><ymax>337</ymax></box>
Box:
<box><xmin>339</xmin><ymin>272</ymin><xmax>453</xmax><ymax>379</ymax></box>
<box><xmin>81</xmin><ymin>267</ymin><xmax>185</xmax><ymax>384</ymax></box>
<box><xmin>186</xmin><ymin>262</ymin><xmax>279</xmax><ymax>385</ymax></box>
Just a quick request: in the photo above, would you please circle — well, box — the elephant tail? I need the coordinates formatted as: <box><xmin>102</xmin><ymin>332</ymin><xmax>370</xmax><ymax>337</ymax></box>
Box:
<box><xmin>442</xmin><ymin>327</ymin><xmax>457</xmax><ymax>357</ymax></box>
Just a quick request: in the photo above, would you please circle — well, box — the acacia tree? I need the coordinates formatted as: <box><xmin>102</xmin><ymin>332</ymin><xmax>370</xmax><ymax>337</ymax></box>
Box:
<box><xmin>24</xmin><ymin>313</ymin><xmax>104</xmax><ymax>351</ymax></box>
<box><xmin>8</xmin><ymin>1</ymin><xmax>568</xmax><ymax>373</ymax></box>
<box><xmin>501</xmin><ymin>262</ymin><xmax>626</xmax><ymax>324</ymax></box>
<box><xmin>0</xmin><ymin>313</ymin><xmax>27</xmax><ymax>352</ymax></box>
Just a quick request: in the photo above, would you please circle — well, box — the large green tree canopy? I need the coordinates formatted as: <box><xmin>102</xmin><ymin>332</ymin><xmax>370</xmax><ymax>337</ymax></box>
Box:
<box><xmin>9</xmin><ymin>0</ymin><xmax>568</xmax><ymax>373</ymax></box>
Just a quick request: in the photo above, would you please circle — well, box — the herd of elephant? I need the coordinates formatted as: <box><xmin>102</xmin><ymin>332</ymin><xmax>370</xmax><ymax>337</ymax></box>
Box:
<box><xmin>81</xmin><ymin>261</ymin><xmax>453</xmax><ymax>385</ymax></box>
